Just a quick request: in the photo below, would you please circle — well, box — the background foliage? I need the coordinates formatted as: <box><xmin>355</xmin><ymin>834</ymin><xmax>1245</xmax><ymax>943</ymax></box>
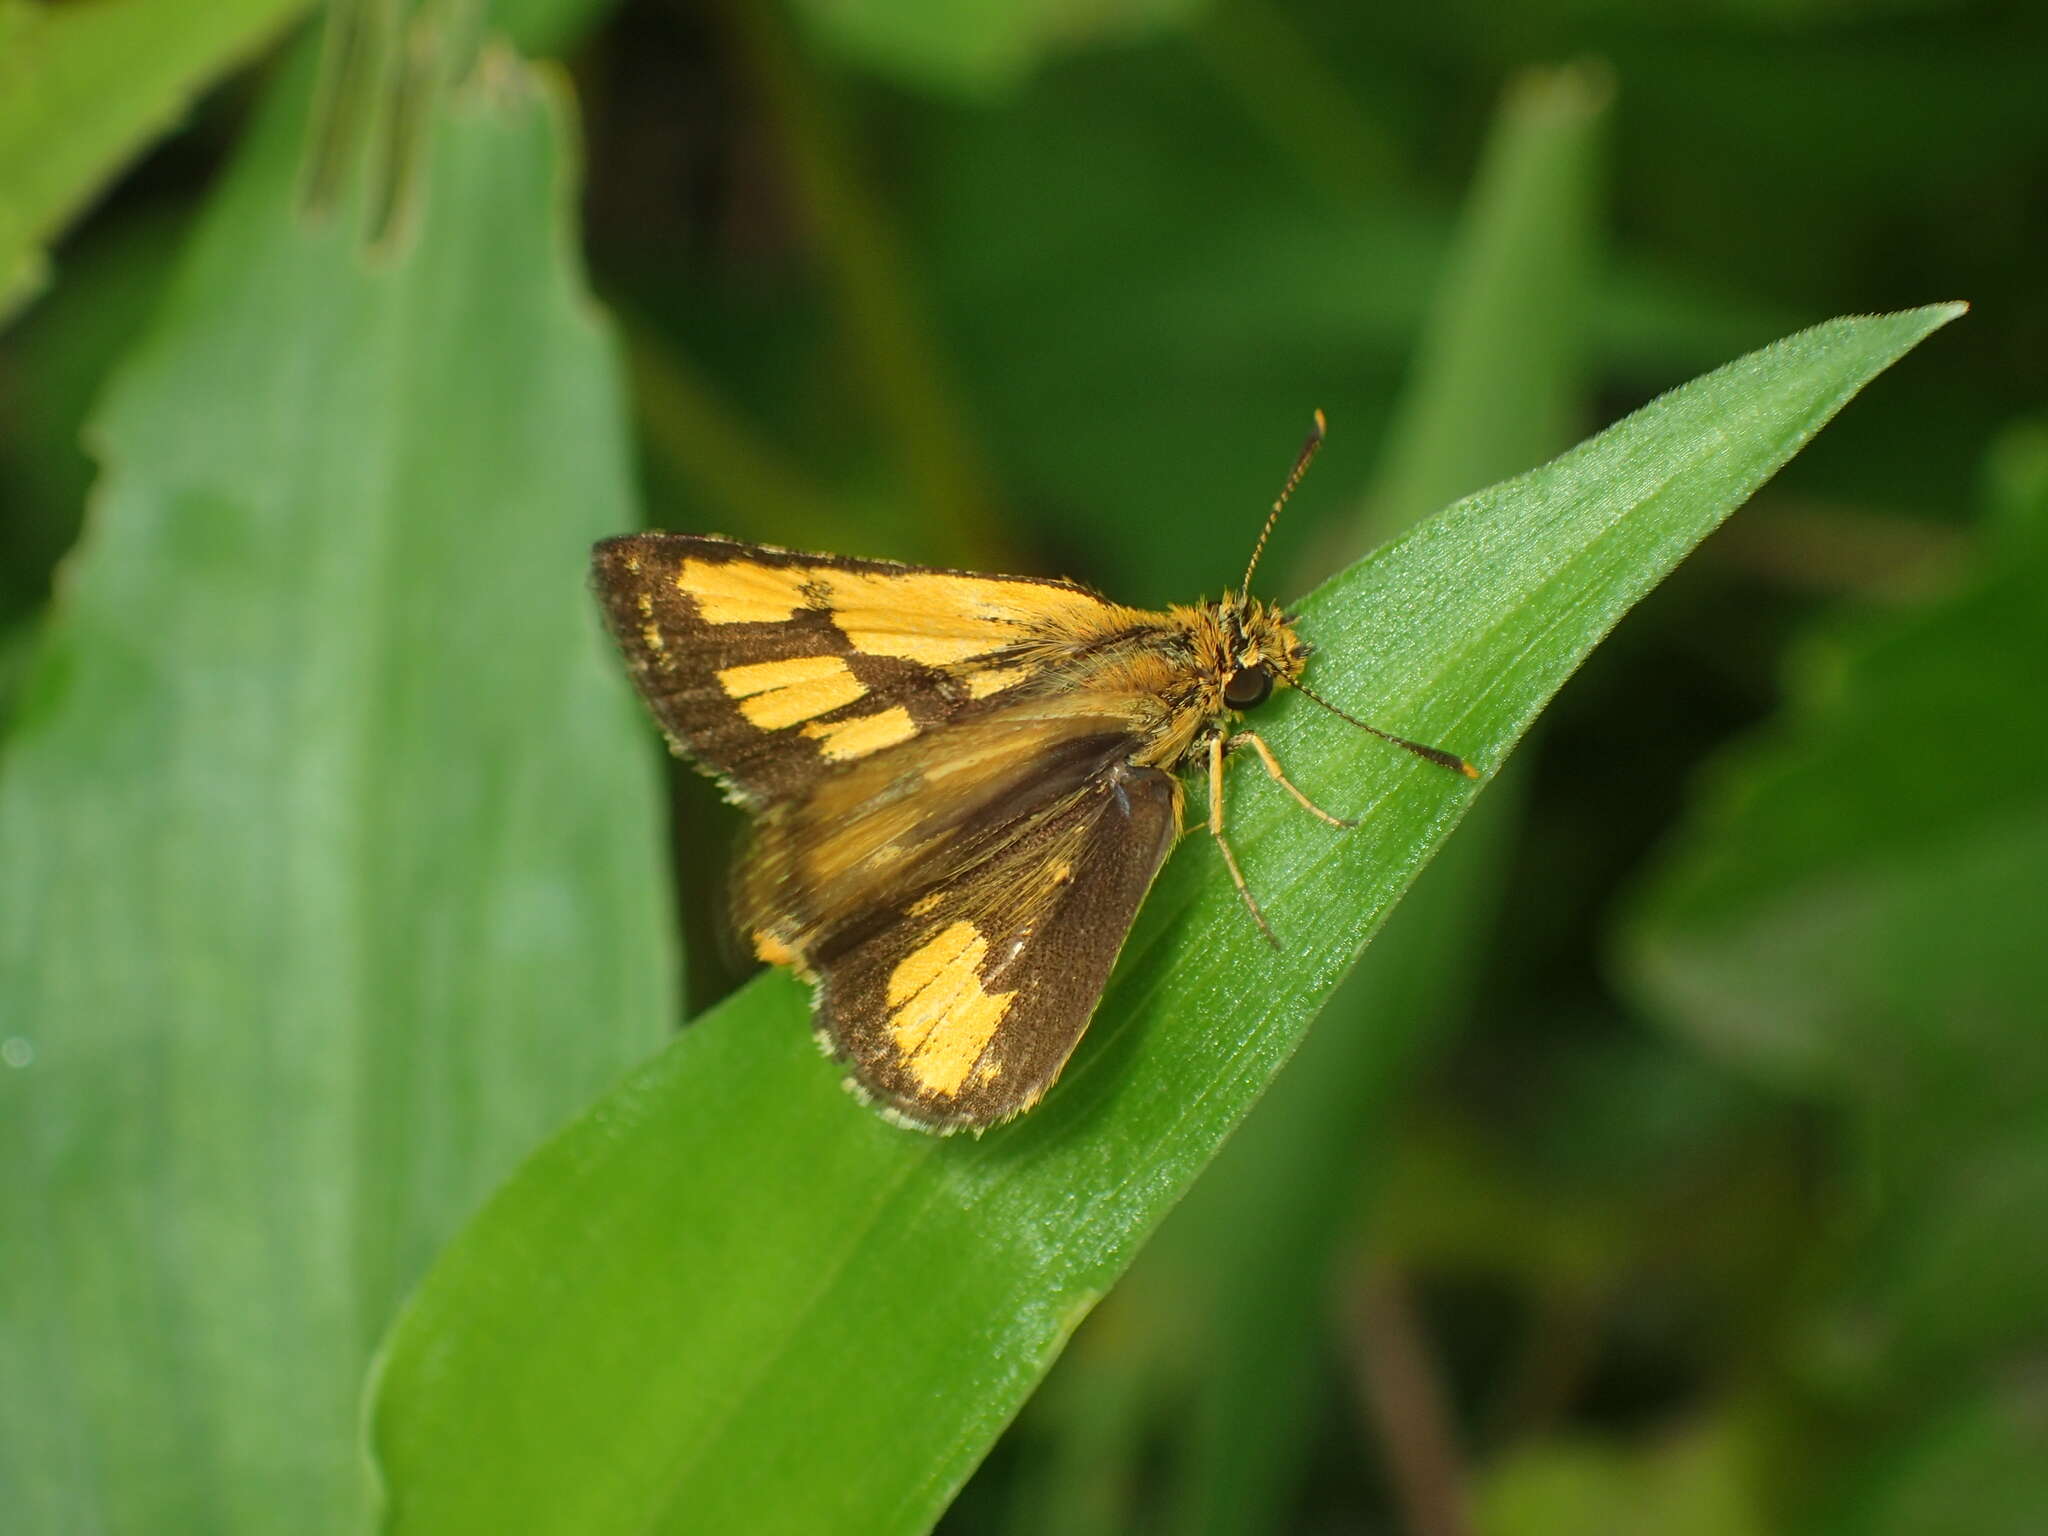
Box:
<box><xmin>2</xmin><ymin>1</ymin><xmax>2041</xmax><ymax>1532</ymax></box>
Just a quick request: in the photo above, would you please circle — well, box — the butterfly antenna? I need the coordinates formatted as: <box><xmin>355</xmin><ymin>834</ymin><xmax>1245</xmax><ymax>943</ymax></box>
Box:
<box><xmin>1291</xmin><ymin>678</ymin><xmax>1481</xmax><ymax>779</ymax></box>
<box><xmin>1241</xmin><ymin>408</ymin><xmax>1327</xmax><ymax>603</ymax></box>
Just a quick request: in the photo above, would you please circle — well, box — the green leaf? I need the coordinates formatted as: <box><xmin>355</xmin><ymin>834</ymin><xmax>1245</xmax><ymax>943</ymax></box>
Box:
<box><xmin>367</xmin><ymin>303</ymin><xmax>1960</xmax><ymax>1533</ymax></box>
<box><xmin>0</xmin><ymin>45</ymin><xmax>673</xmax><ymax>1535</ymax></box>
<box><xmin>0</xmin><ymin>0</ymin><xmax>312</xmax><ymax>324</ymax></box>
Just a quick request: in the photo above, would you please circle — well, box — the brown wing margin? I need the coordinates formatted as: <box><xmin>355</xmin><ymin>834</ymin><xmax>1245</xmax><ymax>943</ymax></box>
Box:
<box><xmin>813</xmin><ymin>762</ymin><xmax>1184</xmax><ymax>1132</ymax></box>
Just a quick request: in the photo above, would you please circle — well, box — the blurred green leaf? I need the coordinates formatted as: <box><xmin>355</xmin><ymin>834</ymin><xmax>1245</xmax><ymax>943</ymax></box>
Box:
<box><xmin>1625</xmin><ymin>418</ymin><xmax>2045</xmax><ymax>1098</ymax></box>
<box><xmin>786</xmin><ymin>0</ymin><xmax>1205</xmax><ymax>95</ymax></box>
<box><xmin>1364</xmin><ymin>60</ymin><xmax>1608</xmax><ymax>539</ymax></box>
<box><xmin>721</xmin><ymin>0</ymin><xmax>1006</xmax><ymax>567</ymax></box>
<box><xmin>1189</xmin><ymin>0</ymin><xmax>1407</xmax><ymax>202</ymax></box>
<box><xmin>0</xmin><ymin>44</ymin><xmax>673</xmax><ymax>1535</ymax></box>
<box><xmin>487</xmin><ymin>0</ymin><xmax>625</xmax><ymax>56</ymax></box>
<box><xmin>0</xmin><ymin>0</ymin><xmax>627</xmax><ymax>329</ymax></box>
<box><xmin>1624</xmin><ymin>415</ymin><xmax>2048</xmax><ymax>1529</ymax></box>
<box><xmin>367</xmin><ymin>305</ymin><xmax>1957</xmax><ymax>1533</ymax></box>
<box><xmin>1829</xmin><ymin>1382</ymin><xmax>2048</xmax><ymax>1536</ymax></box>
<box><xmin>0</xmin><ymin>0</ymin><xmax>312</xmax><ymax>323</ymax></box>
<box><xmin>1474</xmin><ymin>1417</ymin><xmax>1767</xmax><ymax>1536</ymax></box>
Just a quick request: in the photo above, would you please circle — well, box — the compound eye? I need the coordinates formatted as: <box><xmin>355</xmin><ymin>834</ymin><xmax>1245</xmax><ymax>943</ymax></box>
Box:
<box><xmin>1223</xmin><ymin>664</ymin><xmax>1273</xmax><ymax>710</ymax></box>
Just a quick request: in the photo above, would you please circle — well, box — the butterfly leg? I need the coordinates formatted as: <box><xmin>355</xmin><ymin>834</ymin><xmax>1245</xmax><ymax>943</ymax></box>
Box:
<box><xmin>1208</xmin><ymin>732</ymin><xmax>1280</xmax><ymax>949</ymax></box>
<box><xmin>1226</xmin><ymin>730</ymin><xmax>1356</xmax><ymax>829</ymax></box>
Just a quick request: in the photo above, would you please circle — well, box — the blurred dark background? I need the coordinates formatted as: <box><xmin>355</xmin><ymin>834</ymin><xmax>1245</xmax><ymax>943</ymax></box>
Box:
<box><xmin>4</xmin><ymin>2</ymin><xmax>2043</xmax><ymax>1531</ymax></box>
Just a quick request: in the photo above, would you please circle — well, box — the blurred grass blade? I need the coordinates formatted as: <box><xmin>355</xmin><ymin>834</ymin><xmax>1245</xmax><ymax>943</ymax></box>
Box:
<box><xmin>0</xmin><ymin>0</ymin><xmax>312</xmax><ymax>323</ymax></box>
<box><xmin>0</xmin><ymin>44</ymin><xmax>673</xmax><ymax>1535</ymax></box>
<box><xmin>300</xmin><ymin>0</ymin><xmax>395</xmax><ymax>220</ymax></box>
<box><xmin>1190</xmin><ymin>0</ymin><xmax>1407</xmax><ymax>203</ymax></box>
<box><xmin>1144</xmin><ymin>61</ymin><xmax>1608</xmax><ymax>1535</ymax></box>
<box><xmin>1364</xmin><ymin>60</ymin><xmax>1611</xmax><ymax>540</ymax></box>
<box><xmin>368</xmin><ymin>303</ymin><xmax>1958</xmax><ymax>1534</ymax></box>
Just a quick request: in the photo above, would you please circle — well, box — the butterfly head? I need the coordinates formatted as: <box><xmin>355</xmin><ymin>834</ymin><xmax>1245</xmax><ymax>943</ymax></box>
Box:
<box><xmin>1213</xmin><ymin>592</ymin><xmax>1308</xmax><ymax>714</ymax></box>
<box><xmin>1207</xmin><ymin>411</ymin><xmax>1479</xmax><ymax>780</ymax></box>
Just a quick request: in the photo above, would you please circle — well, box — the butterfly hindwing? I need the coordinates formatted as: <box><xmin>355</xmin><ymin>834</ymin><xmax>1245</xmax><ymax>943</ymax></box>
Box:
<box><xmin>807</xmin><ymin>759</ymin><xmax>1184</xmax><ymax>1129</ymax></box>
<box><xmin>736</xmin><ymin>709</ymin><xmax>1157</xmax><ymax>959</ymax></box>
<box><xmin>590</xmin><ymin>533</ymin><xmax>1143</xmax><ymax>805</ymax></box>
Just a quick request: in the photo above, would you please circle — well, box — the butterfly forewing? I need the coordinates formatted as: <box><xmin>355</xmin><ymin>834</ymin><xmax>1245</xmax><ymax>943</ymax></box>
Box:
<box><xmin>592</xmin><ymin>533</ymin><xmax>1191</xmax><ymax>1127</ymax></box>
<box><xmin>591</xmin><ymin>533</ymin><xmax>1143</xmax><ymax>805</ymax></box>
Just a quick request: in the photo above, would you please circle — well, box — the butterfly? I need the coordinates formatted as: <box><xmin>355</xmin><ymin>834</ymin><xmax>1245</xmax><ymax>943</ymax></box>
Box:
<box><xmin>591</xmin><ymin>413</ymin><xmax>1476</xmax><ymax>1132</ymax></box>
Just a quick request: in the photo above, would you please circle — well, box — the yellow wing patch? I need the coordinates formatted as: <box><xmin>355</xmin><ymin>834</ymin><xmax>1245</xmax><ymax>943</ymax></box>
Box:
<box><xmin>885</xmin><ymin>921</ymin><xmax>1014</xmax><ymax>1096</ymax></box>
<box><xmin>802</xmin><ymin>705</ymin><xmax>918</xmax><ymax>761</ymax></box>
<box><xmin>679</xmin><ymin>557</ymin><xmax>811</xmax><ymax>625</ymax></box>
<box><xmin>717</xmin><ymin>655</ymin><xmax>867</xmax><ymax>729</ymax></box>
<box><xmin>845</xmin><ymin>630</ymin><xmax>991</xmax><ymax>666</ymax></box>
<box><xmin>813</xmin><ymin>568</ymin><xmax>1136</xmax><ymax>666</ymax></box>
<box><xmin>677</xmin><ymin>556</ymin><xmax>1126</xmax><ymax>653</ymax></box>
<box><xmin>963</xmin><ymin>664</ymin><xmax>1034</xmax><ymax>700</ymax></box>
